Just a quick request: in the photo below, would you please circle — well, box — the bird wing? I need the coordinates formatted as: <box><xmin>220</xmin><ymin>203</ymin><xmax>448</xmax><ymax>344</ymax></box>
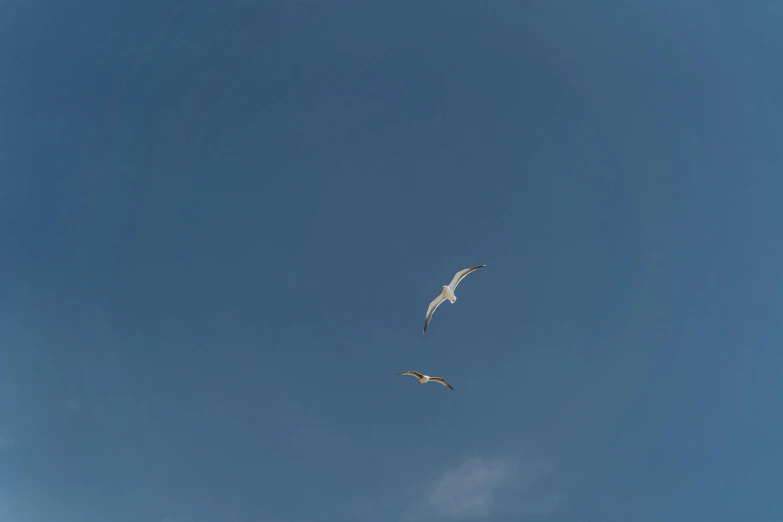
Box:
<box><xmin>448</xmin><ymin>265</ymin><xmax>486</xmax><ymax>291</ymax></box>
<box><xmin>397</xmin><ymin>371</ymin><xmax>424</xmax><ymax>379</ymax></box>
<box><xmin>423</xmin><ymin>294</ymin><xmax>447</xmax><ymax>333</ymax></box>
<box><xmin>429</xmin><ymin>377</ymin><xmax>454</xmax><ymax>390</ymax></box>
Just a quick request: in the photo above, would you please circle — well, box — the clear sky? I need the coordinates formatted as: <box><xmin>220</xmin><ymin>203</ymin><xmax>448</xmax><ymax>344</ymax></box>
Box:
<box><xmin>2</xmin><ymin>1</ymin><xmax>782</xmax><ymax>521</ymax></box>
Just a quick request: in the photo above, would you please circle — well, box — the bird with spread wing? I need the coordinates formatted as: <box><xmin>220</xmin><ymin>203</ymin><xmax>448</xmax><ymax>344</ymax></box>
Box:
<box><xmin>423</xmin><ymin>265</ymin><xmax>486</xmax><ymax>333</ymax></box>
<box><xmin>396</xmin><ymin>370</ymin><xmax>454</xmax><ymax>390</ymax></box>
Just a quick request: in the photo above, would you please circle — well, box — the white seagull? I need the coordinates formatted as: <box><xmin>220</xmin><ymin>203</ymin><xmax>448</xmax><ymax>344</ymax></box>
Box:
<box><xmin>396</xmin><ymin>370</ymin><xmax>454</xmax><ymax>390</ymax></box>
<box><xmin>423</xmin><ymin>265</ymin><xmax>486</xmax><ymax>333</ymax></box>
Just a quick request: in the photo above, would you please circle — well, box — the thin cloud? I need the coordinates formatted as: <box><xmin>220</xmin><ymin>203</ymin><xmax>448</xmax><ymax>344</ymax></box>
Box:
<box><xmin>343</xmin><ymin>450</ymin><xmax>560</xmax><ymax>522</ymax></box>
<box><xmin>428</xmin><ymin>455</ymin><xmax>517</xmax><ymax>518</ymax></box>
<box><xmin>407</xmin><ymin>452</ymin><xmax>561</xmax><ymax>520</ymax></box>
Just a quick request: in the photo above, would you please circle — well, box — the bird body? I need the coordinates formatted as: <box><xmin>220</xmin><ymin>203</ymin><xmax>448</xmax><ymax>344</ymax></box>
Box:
<box><xmin>423</xmin><ymin>265</ymin><xmax>486</xmax><ymax>332</ymax></box>
<box><xmin>441</xmin><ymin>285</ymin><xmax>456</xmax><ymax>303</ymax></box>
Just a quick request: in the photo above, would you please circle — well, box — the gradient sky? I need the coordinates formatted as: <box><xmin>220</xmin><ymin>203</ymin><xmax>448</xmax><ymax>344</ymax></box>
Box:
<box><xmin>2</xmin><ymin>1</ymin><xmax>782</xmax><ymax>522</ymax></box>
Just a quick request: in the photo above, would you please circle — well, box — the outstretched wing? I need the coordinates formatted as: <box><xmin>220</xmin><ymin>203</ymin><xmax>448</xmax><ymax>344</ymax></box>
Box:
<box><xmin>448</xmin><ymin>265</ymin><xmax>486</xmax><ymax>291</ymax></box>
<box><xmin>429</xmin><ymin>377</ymin><xmax>454</xmax><ymax>390</ymax></box>
<box><xmin>423</xmin><ymin>294</ymin><xmax>447</xmax><ymax>333</ymax></box>
<box><xmin>397</xmin><ymin>371</ymin><xmax>424</xmax><ymax>379</ymax></box>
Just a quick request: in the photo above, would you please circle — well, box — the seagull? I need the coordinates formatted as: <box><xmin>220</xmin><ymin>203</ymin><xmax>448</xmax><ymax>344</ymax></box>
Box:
<box><xmin>423</xmin><ymin>265</ymin><xmax>486</xmax><ymax>333</ymax></box>
<box><xmin>396</xmin><ymin>370</ymin><xmax>454</xmax><ymax>390</ymax></box>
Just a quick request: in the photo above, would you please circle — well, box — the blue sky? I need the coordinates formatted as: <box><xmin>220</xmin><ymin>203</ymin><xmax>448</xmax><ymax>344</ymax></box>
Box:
<box><xmin>2</xmin><ymin>1</ymin><xmax>782</xmax><ymax>521</ymax></box>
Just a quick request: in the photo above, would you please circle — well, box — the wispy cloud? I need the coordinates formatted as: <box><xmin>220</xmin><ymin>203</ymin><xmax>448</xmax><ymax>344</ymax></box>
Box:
<box><xmin>341</xmin><ymin>449</ymin><xmax>561</xmax><ymax>522</ymax></box>
<box><xmin>408</xmin><ymin>452</ymin><xmax>561</xmax><ymax>520</ymax></box>
<box><xmin>427</xmin><ymin>455</ymin><xmax>517</xmax><ymax>518</ymax></box>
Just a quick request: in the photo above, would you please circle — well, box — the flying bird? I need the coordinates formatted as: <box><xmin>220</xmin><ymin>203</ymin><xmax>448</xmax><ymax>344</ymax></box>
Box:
<box><xmin>396</xmin><ymin>370</ymin><xmax>454</xmax><ymax>390</ymax></box>
<box><xmin>423</xmin><ymin>265</ymin><xmax>486</xmax><ymax>333</ymax></box>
